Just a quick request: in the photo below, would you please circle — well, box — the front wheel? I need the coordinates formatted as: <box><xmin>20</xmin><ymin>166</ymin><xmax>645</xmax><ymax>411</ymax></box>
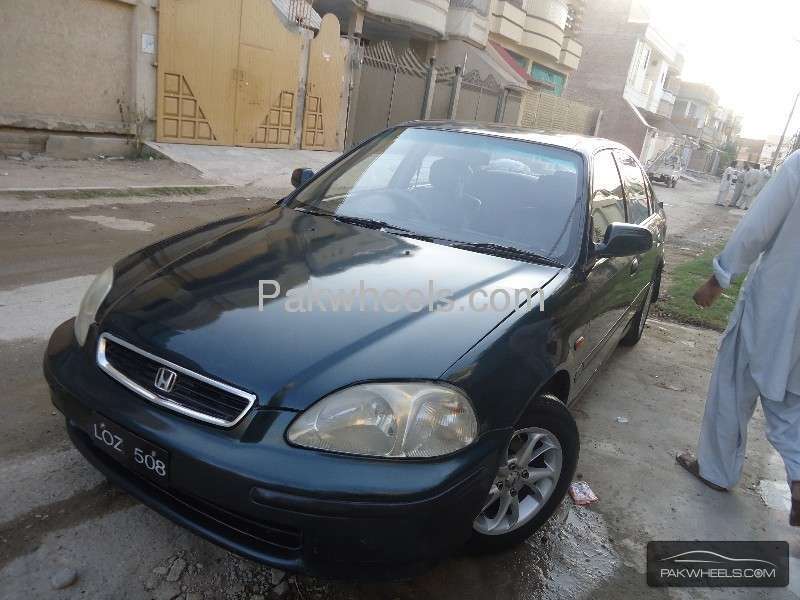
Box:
<box><xmin>467</xmin><ymin>394</ymin><xmax>578</xmax><ymax>554</ymax></box>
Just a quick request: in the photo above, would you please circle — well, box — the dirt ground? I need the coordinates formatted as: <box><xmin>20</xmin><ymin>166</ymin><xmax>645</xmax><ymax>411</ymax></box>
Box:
<box><xmin>1</xmin><ymin>175</ymin><xmax>798</xmax><ymax>599</ymax></box>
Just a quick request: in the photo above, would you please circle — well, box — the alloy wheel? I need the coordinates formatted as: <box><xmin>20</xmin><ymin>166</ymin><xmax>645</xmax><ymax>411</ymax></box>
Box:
<box><xmin>473</xmin><ymin>427</ymin><xmax>563</xmax><ymax>536</ymax></box>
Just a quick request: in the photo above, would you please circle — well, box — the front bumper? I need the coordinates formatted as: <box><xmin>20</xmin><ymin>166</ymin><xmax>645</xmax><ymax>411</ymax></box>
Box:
<box><xmin>44</xmin><ymin>319</ymin><xmax>505</xmax><ymax>578</ymax></box>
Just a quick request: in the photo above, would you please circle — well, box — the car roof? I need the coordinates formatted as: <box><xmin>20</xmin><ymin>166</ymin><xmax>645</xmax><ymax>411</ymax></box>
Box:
<box><xmin>398</xmin><ymin>120</ymin><xmax>631</xmax><ymax>158</ymax></box>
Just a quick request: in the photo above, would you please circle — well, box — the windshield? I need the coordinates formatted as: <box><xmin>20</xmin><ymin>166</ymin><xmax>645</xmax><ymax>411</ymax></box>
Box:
<box><xmin>287</xmin><ymin>127</ymin><xmax>586</xmax><ymax>265</ymax></box>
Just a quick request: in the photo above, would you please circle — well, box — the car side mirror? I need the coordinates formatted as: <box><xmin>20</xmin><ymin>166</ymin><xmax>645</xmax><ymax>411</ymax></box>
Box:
<box><xmin>291</xmin><ymin>168</ymin><xmax>315</xmax><ymax>189</ymax></box>
<box><xmin>594</xmin><ymin>223</ymin><xmax>653</xmax><ymax>258</ymax></box>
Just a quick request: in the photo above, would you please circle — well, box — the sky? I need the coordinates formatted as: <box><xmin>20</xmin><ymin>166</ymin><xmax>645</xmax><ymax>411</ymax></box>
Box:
<box><xmin>648</xmin><ymin>0</ymin><xmax>800</xmax><ymax>139</ymax></box>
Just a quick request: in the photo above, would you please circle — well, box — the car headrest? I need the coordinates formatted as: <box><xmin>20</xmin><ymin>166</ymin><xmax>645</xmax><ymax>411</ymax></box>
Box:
<box><xmin>429</xmin><ymin>158</ymin><xmax>470</xmax><ymax>190</ymax></box>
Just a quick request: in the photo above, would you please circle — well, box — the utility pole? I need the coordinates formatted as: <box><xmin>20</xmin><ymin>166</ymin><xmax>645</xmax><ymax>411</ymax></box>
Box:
<box><xmin>772</xmin><ymin>90</ymin><xmax>800</xmax><ymax>168</ymax></box>
<box><xmin>772</xmin><ymin>38</ymin><xmax>800</xmax><ymax>168</ymax></box>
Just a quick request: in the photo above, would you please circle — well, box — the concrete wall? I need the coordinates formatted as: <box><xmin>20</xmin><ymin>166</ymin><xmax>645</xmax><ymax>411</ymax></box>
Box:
<box><xmin>367</xmin><ymin>0</ymin><xmax>450</xmax><ymax>37</ymax></box>
<box><xmin>0</xmin><ymin>0</ymin><xmax>157</xmax><ymax>153</ymax></box>
<box><xmin>445</xmin><ymin>4</ymin><xmax>490</xmax><ymax>46</ymax></box>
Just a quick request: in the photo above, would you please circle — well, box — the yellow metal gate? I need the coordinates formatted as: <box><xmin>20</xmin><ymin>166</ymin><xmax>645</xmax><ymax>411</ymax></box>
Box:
<box><xmin>157</xmin><ymin>0</ymin><xmax>343</xmax><ymax>149</ymax></box>
<box><xmin>301</xmin><ymin>14</ymin><xmax>346</xmax><ymax>150</ymax></box>
<box><xmin>157</xmin><ymin>0</ymin><xmax>241</xmax><ymax>145</ymax></box>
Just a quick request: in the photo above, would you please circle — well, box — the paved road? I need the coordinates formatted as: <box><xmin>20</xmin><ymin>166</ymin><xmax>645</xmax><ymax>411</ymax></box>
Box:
<box><xmin>0</xmin><ymin>180</ymin><xmax>797</xmax><ymax>599</ymax></box>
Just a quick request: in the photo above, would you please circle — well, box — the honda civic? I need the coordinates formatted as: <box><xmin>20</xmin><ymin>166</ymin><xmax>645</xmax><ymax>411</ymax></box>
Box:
<box><xmin>44</xmin><ymin>122</ymin><xmax>665</xmax><ymax>578</ymax></box>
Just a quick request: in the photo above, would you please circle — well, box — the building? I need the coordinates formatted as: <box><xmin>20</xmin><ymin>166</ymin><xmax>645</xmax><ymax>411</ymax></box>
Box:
<box><xmin>317</xmin><ymin>0</ymin><xmax>592</xmax><ymax>143</ymax></box>
<box><xmin>738</xmin><ymin>138</ymin><xmax>767</xmax><ymax>165</ymax></box>
<box><xmin>672</xmin><ymin>83</ymin><xmax>720</xmax><ymax>145</ymax></box>
<box><xmin>1</xmin><ymin>0</ymin><xmax>159</xmax><ymax>157</ymax></box>
<box><xmin>317</xmin><ymin>0</ymin><xmax>585</xmax><ymax>92</ymax></box>
<box><xmin>760</xmin><ymin>134</ymin><xmax>794</xmax><ymax>167</ymax></box>
<box><xmin>672</xmin><ymin>82</ymin><xmax>740</xmax><ymax>172</ymax></box>
<box><xmin>1</xmin><ymin>0</ymin><xmax>354</xmax><ymax>158</ymax></box>
<box><xmin>1</xmin><ymin>0</ymin><xmax>596</xmax><ymax>158</ymax></box>
<box><xmin>483</xmin><ymin>0</ymin><xmax>585</xmax><ymax>96</ymax></box>
<box><xmin>562</xmin><ymin>0</ymin><xmax>684</xmax><ymax>162</ymax></box>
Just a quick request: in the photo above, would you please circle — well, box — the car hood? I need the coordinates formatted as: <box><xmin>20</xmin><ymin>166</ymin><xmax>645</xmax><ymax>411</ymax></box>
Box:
<box><xmin>101</xmin><ymin>206</ymin><xmax>560</xmax><ymax>411</ymax></box>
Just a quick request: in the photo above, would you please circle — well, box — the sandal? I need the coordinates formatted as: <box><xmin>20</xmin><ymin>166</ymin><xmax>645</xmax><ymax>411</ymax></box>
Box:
<box><xmin>676</xmin><ymin>451</ymin><xmax>727</xmax><ymax>492</ymax></box>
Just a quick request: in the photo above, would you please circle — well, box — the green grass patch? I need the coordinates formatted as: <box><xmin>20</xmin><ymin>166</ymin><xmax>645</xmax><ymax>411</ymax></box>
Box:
<box><xmin>656</xmin><ymin>245</ymin><xmax>743</xmax><ymax>331</ymax></box>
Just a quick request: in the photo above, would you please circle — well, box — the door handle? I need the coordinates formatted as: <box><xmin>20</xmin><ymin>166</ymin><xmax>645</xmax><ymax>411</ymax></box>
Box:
<box><xmin>630</xmin><ymin>257</ymin><xmax>640</xmax><ymax>275</ymax></box>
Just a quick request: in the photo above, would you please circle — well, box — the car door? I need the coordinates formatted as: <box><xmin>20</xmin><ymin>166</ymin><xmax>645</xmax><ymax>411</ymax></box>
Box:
<box><xmin>614</xmin><ymin>151</ymin><xmax>662</xmax><ymax>306</ymax></box>
<box><xmin>573</xmin><ymin>149</ymin><xmax>639</xmax><ymax>392</ymax></box>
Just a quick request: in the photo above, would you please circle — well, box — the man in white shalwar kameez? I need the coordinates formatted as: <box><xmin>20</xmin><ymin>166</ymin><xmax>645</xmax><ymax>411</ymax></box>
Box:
<box><xmin>677</xmin><ymin>149</ymin><xmax>800</xmax><ymax>527</ymax></box>
<box><xmin>756</xmin><ymin>166</ymin><xmax>773</xmax><ymax>201</ymax></box>
<box><xmin>738</xmin><ymin>164</ymin><xmax>763</xmax><ymax>209</ymax></box>
<box><xmin>729</xmin><ymin>163</ymin><xmax>749</xmax><ymax>207</ymax></box>
<box><xmin>716</xmin><ymin>161</ymin><xmax>737</xmax><ymax>206</ymax></box>
<box><xmin>746</xmin><ymin>165</ymin><xmax>771</xmax><ymax>209</ymax></box>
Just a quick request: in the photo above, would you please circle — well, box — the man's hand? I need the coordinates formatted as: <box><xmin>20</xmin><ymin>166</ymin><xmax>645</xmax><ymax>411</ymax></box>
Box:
<box><xmin>693</xmin><ymin>276</ymin><xmax>723</xmax><ymax>308</ymax></box>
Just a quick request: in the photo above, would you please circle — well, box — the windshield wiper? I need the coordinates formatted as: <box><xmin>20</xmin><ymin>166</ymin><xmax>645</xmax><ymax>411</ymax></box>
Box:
<box><xmin>301</xmin><ymin>212</ymin><xmax>562</xmax><ymax>266</ymax></box>
<box><xmin>293</xmin><ymin>206</ymin><xmax>333</xmax><ymax>217</ymax></box>
<box><xmin>332</xmin><ymin>215</ymin><xmax>438</xmax><ymax>241</ymax></box>
<box><xmin>332</xmin><ymin>215</ymin><xmax>393</xmax><ymax>229</ymax></box>
<box><xmin>451</xmin><ymin>242</ymin><xmax>564</xmax><ymax>268</ymax></box>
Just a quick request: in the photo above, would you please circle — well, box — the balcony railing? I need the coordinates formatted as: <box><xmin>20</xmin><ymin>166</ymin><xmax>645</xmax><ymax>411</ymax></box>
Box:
<box><xmin>288</xmin><ymin>0</ymin><xmax>315</xmax><ymax>28</ymax></box>
<box><xmin>665</xmin><ymin>78</ymin><xmax>681</xmax><ymax>94</ymax></box>
<box><xmin>450</xmin><ymin>0</ymin><xmax>491</xmax><ymax>16</ymax></box>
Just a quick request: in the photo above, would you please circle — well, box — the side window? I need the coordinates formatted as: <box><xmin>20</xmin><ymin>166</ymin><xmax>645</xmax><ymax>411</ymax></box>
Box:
<box><xmin>616</xmin><ymin>152</ymin><xmax>650</xmax><ymax>224</ymax></box>
<box><xmin>591</xmin><ymin>150</ymin><xmax>626</xmax><ymax>243</ymax></box>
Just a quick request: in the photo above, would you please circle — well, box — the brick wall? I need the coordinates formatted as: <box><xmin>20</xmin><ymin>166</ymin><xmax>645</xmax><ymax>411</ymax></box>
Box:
<box><xmin>563</xmin><ymin>0</ymin><xmax>649</xmax><ymax>155</ymax></box>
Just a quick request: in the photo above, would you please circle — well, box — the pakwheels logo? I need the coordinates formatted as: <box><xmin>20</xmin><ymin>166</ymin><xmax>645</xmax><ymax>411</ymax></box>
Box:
<box><xmin>647</xmin><ymin>541</ymin><xmax>789</xmax><ymax>588</ymax></box>
<box><xmin>657</xmin><ymin>550</ymin><xmax>777</xmax><ymax>580</ymax></box>
<box><xmin>257</xmin><ymin>280</ymin><xmax>546</xmax><ymax>314</ymax></box>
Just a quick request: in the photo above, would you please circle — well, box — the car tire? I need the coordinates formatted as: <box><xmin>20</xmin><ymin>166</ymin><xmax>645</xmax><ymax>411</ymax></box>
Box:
<box><xmin>466</xmin><ymin>394</ymin><xmax>578</xmax><ymax>554</ymax></box>
<box><xmin>620</xmin><ymin>275</ymin><xmax>657</xmax><ymax>346</ymax></box>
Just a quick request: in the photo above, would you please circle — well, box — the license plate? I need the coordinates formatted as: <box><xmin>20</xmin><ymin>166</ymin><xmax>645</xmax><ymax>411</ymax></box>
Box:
<box><xmin>88</xmin><ymin>415</ymin><xmax>170</xmax><ymax>484</ymax></box>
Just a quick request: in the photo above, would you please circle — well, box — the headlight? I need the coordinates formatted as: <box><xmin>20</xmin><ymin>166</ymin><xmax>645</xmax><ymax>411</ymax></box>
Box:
<box><xmin>74</xmin><ymin>267</ymin><xmax>114</xmax><ymax>346</ymax></box>
<box><xmin>287</xmin><ymin>382</ymin><xmax>477</xmax><ymax>458</ymax></box>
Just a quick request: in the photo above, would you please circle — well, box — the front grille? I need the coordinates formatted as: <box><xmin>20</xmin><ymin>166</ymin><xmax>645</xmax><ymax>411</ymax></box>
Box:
<box><xmin>97</xmin><ymin>333</ymin><xmax>256</xmax><ymax>427</ymax></box>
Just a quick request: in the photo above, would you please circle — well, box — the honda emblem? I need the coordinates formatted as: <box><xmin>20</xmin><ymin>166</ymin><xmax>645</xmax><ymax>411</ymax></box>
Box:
<box><xmin>154</xmin><ymin>367</ymin><xmax>177</xmax><ymax>393</ymax></box>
